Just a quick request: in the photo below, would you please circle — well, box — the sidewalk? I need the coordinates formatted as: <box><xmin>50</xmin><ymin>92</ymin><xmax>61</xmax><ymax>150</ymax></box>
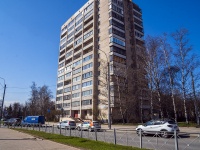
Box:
<box><xmin>0</xmin><ymin>128</ymin><xmax>80</xmax><ymax>150</ymax></box>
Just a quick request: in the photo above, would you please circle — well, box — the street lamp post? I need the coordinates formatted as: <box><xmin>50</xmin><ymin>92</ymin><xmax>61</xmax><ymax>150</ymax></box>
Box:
<box><xmin>98</xmin><ymin>49</ymin><xmax>111</xmax><ymax>129</ymax></box>
<box><xmin>0</xmin><ymin>77</ymin><xmax>6</xmax><ymax>120</ymax></box>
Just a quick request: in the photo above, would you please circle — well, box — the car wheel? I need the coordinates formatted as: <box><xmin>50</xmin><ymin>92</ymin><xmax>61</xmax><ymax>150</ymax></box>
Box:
<box><xmin>136</xmin><ymin>129</ymin><xmax>142</xmax><ymax>136</ymax></box>
<box><xmin>57</xmin><ymin>126</ymin><xmax>60</xmax><ymax>129</ymax></box>
<box><xmin>77</xmin><ymin>126</ymin><xmax>81</xmax><ymax>131</ymax></box>
<box><xmin>161</xmin><ymin>130</ymin><xmax>168</xmax><ymax>138</ymax></box>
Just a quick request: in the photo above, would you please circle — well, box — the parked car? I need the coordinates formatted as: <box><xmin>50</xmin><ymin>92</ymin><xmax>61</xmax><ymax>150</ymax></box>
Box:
<box><xmin>57</xmin><ymin>120</ymin><xmax>76</xmax><ymax>129</ymax></box>
<box><xmin>76</xmin><ymin>121</ymin><xmax>101</xmax><ymax>132</ymax></box>
<box><xmin>136</xmin><ymin>119</ymin><xmax>180</xmax><ymax>138</ymax></box>
<box><xmin>4</xmin><ymin>118</ymin><xmax>21</xmax><ymax>126</ymax></box>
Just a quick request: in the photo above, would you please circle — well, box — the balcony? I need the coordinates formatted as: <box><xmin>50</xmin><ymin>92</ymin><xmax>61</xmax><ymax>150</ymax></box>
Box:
<box><xmin>83</xmin><ymin>40</ymin><xmax>93</xmax><ymax>51</ymax></box>
<box><xmin>83</xmin><ymin>46</ymin><xmax>93</xmax><ymax>55</ymax></box>
<box><xmin>84</xmin><ymin>19</ymin><xmax>93</xmax><ymax>32</ymax></box>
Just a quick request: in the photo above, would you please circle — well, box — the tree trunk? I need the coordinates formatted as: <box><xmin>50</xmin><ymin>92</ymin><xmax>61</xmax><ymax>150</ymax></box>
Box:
<box><xmin>191</xmin><ymin>71</ymin><xmax>199</xmax><ymax>125</ymax></box>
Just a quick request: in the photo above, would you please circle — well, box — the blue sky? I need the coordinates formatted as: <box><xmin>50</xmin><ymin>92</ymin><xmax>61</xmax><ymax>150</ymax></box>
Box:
<box><xmin>0</xmin><ymin>0</ymin><xmax>199</xmax><ymax>106</ymax></box>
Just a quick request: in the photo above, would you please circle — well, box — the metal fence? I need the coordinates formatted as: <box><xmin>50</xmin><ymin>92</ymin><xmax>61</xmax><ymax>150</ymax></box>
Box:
<box><xmin>1</xmin><ymin>123</ymin><xmax>200</xmax><ymax>150</ymax></box>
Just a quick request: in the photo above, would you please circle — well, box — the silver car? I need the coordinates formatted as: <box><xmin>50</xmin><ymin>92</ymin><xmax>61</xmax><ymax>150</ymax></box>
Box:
<box><xmin>57</xmin><ymin>120</ymin><xmax>76</xmax><ymax>129</ymax></box>
<box><xmin>76</xmin><ymin>121</ymin><xmax>101</xmax><ymax>132</ymax></box>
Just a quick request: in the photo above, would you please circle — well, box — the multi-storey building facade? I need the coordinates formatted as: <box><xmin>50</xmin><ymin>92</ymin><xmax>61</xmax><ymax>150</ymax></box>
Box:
<box><xmin>56</xmin><ymin>0</ymin><xmax>149</xmax><ymax>122</ymax></box>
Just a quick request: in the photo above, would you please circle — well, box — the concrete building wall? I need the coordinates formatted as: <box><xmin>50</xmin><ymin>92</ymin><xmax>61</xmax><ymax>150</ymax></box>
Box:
<box><xmin>56</xmin><ymin>0</ymin><xmax>149</xmax><ymax>123</ymax></box>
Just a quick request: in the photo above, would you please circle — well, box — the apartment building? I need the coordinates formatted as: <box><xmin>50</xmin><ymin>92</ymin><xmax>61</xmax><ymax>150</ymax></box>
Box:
<box><xmin>56</xmin><ymin>0</ymin><xmax>149</xmax><ymax>122</ymax></box>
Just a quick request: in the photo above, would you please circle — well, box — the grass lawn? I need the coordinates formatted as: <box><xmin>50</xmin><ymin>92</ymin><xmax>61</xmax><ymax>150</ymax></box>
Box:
<box><xmin>13</xmin><ymin>128</ymin><xmax>147</xmax><ymax>150</ymax></box>
<box><xmin>178</xmin><ymin>122</ymin><xmax>198</xmax><ymax>127</ymax></box>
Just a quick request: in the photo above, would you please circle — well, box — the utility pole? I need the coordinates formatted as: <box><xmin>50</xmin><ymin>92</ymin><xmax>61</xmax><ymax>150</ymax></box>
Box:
<box><xmin>0</xmin><ymin>77</ymin><xmax>6</xmax><ymax>120</ymax></box>
<box><xmin>1</xmin><ymin>84</ymin><xmax>6</xmax><ymax>119</ymax></box>
<box><xmin>107</xmin><ymin>62</ymin><xmax>111</xmax><ymax>129</ymax></box>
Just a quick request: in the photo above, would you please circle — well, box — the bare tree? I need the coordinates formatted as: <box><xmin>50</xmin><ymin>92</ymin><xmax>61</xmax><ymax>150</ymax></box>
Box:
<box><xmin>28</xmin><ymin>82</ymin><xmax>39</xmax><ymax>115</ymax></box>
<box><xmin>172</xmin><ymin>28</ymin><xmax>193</xmax><ymax>123</ymax></box>
<box><xmin>113</xmin><ymin>66</ymin><xmax>134</xmax><ymax>123</ymax></box>
<box><xmin>160</xmin><ymin>34</ymin><xmax>178</xmax><ymax>122</ymax></box>
<box><xmin>28</xmin><ymin>82</ymin><xmax>54</xmax><ymax>117</ymax></box>
<box><xmin>145</xmin><ymin>36</ymin><xmax>165</xmax><ymax>119</ymax></box>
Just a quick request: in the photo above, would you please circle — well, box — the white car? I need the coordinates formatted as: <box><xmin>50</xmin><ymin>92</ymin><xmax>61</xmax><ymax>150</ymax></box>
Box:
<box><xmin>76</xmin><ymin>121</ymin><xmax>101</xmax><ymax>132</ymax></box>
<box><xmin>57</xmin><ymin>120</ymin><xmax>76</xmax><ymax>129</ymax></box>
<box><xmin>136</xmin><ymin>120</ymin><xmax>180</xmax><ymax>138</ymax></box>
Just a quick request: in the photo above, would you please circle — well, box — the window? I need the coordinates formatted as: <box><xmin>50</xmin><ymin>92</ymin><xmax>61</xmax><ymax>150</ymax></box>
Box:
<box><xmin>84</xmin><ymin>2</ymin><xmax>94</xmax><ymax>13</ymax></box>
<box><xmin>72</xmin><ymin>101</ymin><xmax>80</xmax><ymax>107</ymax></box>
<box><xmin>56</xmin><ymin>96</ymin><xmax>63</xmax><ymax>101</ymax></box>
<box><xmin>109</xmin><ymin>11</ymin><xmax>124</xmax><ymax>22</ymax></box>
<box><xmin>66</xmin><ymin>72</ymin><xmax>71</xmax><ymax>77</ymax></box>
<box><xmin>110</xmin><ymin>0</ymin><xmax>123</xmax><ymax>7</ymax></box>
<box><xmin>60</xmin><ymin>37</ymin><xmax>66</xmax><ymax>45</ymax></box>
<box><xmin>83</xmin><ymin>30</ymin><xmax>93</xmax><ymax>40</ymax></box>
<box><xmin>60</xmin><ymin>43</ymin><xmax>67</xmax><ymax>50</ymax></box>
<box><xmin>74</xmin><ymin>37</ymin><xmax>82</xmax><ymax>46</ymax></box>
<box><xmin>82</xmin><ymin>89</ymin><xmax>92</xmax><ymax>96</ymax></box>
<box><xmin>72</xmin><ymin>92</ymin><xmax>80</xmax><ymax>98</ymax></box>
<box><xmin>75</xmin><ymin>17</ymin><xmax>83</xmax><ymax>26</ymax></box>
<box><xmin>67</xmin><ymin>37</ymin><xmax>74</xmax><ymax>45</ymax></box>
<box><xmin>73</xmin><ymin>76</ymin><xmax>81</xmax><ymax>82</ymax></box>
<box><xmin>82</xmin><ymin>99</ymin><xmax>92</xmax><ymax>105</ymax></box>
<box><xmin>56</xmin><ymin>104</ymin><xmax>62</xmax><ymax>109</ymax></box>
<box><xmin>110</xmin><ymin>4</ymin><xmax>123</xmax><ymax>14</ymax></box>
<box><xmin>63</xmin><ymin>103</ymin><xmax>70</xmax><ymax>108</ymax></box>
<box><xmin>110</xmin><ymin>46</ymin><xmax>126</xmax><ymax>56</ymax></box>
<box><xmin>83</xmin><ymin>54</ymin><xmax>93</xmax><ymax>63</ymax></box>
<box><xmin>66</xmin><ymin>65</ymin><xmax>72</xmax><ymax>71</ymax></box>
<box><xmin>110</xmin><ymin>36</ymin><xmax>125</xmax><ymax>47</ymax></box>
<box><xmin>68</xmin><ymin>25</ymin><xmax>74</xmax><ymax>33</ymax></box>
<box><xmin>73</xmin><ymin>67</ymin><xmax>81</xmax><ymax>75</ymax></box>
<box><xmin>82</xmin><ymin>80</ymin><xmax>92</xmax><ymax>88</ymax></box>
<box><xmin>109</xmin><ymin>19</ymin><xmax>124</xmax><ymax>30</ymax></box>
<box><xmin>67</xmin><ymin>19</ymin><xmax>74</xmax><ymax>28</ymax></box>
<box><xmin>73</xmin><ymin>59</ymin><xmax>82</xmax><ymax>67</ymax></box>
<box><xmin>59</xmin><ymin>62</ymin><xmax>64</xmax><ymax>68</ymax></box>
<box><xmin>58</xmin><ymin>75</ymin><xmax>64</xmax><ymax>81</ymax></box>
<box><xmin>72</xmin><ymin>84</ymin><xmax>81</xmax><ymax>91</ymax></box>
<box><xmin>64</xmin><ymin>87</ymin><xmax>71</xmax><ymax>93</ymax></box>
<box><xmin>82</xmin><ymin>71</ymin><xmax>92</xmax><ymax>79</ymax></box>
<box><xmin>63</xmin><ymin>94</ymin><xmax>71</xmax><ymax>100</ymax></box>
<box><xmin>57</xmin><ymin>89</ymin><xmax>63</xmax><ymax>95</ymax></box>
<box><xmin>82</xmin><ymin>62</ymin><xmax>93</xmax><ymax>70</ymax></box>
<box><xmin>75</xmin><ymin>25</ymin><xmax>82</xmax><ymax>33</ymax></box>
<box><xmin>84</xmin><ymin>10</ymin><xmax>93</xmax><ymax>19</ymax></box>
<box><xmin>75</xmin><ymin>12</ymin><xmax>82</xmax><ymax>21</ymax></box>
<box><xmin>67</xmin><ymin>31</ymin><xmax>74</xmax><ymax>39</ymax></box>
<box><xmin>66</xmin><ymin>51</ymin><xmax>73</xmax><ymax>58</ymax></box>
<box><xmin>57</xmin><ymin>82</ymin><xmax>63</xmax><ymax>88</ymax></box>
<box><xmin>109</xmin><ymin>28</ymin><xmax>125</xmax><ymax>38</ymax></box>
<box><xmin>58</xmin><ymin>69</ymin><xmax>64</xmax><ymax>75</ymax></box>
